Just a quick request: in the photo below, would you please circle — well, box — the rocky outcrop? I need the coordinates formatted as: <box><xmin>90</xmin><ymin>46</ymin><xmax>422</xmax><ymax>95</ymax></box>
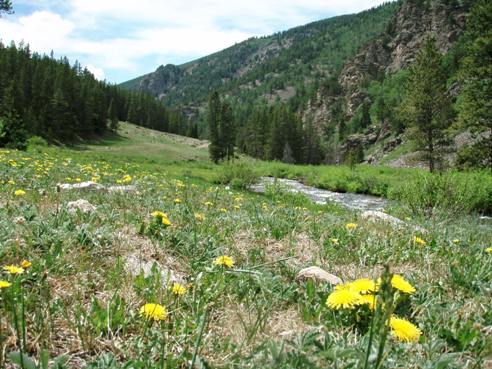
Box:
<box><xmin>139</xmin><ymin>64</ymin><xmax>184</xmax><ymax>97</ymax></box>
<box><xmin>338</xmin><ymin>0</ymin><xmax>468</xmax><ymax>117</ymax></box>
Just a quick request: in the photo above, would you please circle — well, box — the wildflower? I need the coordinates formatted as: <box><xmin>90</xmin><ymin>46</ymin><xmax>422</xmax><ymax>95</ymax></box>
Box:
<box><xmin>151</xmin><ymin>211</ymin><xmax>166</xmax><ymax>218</ymax></box>
<box><xmin>326</xmin><ymin>288</ymin><xmax>361</xmax><ymax>310</ymax></box>
<box><xmin>351</xmin><ymin>278</ymin><xmax>377</xmax><ymax>294</ymax></box>
<box><xmin>14</xmin><ymin>189</ymin><xmax>26</xmax><ymax>197</ymax></box>
<box><xmin>0</xmin><ymin>280</ymin><xmax>12</xmax><ymax>289</ymax></box>
<box><xmin>21</xmin><ymin>260</ymin><xmax>32</xmax><ymax>269</ymax></box>
<box><xmin>452</xmin><ymin>239</ymin><xmax>460</xmax><ymax>244</ymax></box>
<box><xmin>7</xmin><ymin>180</ymin><xmax>15</xmax><ymax>185</ymax></box>
<box><xmin>172</xmin><ymin>283</ymin><xmax>187</xmax><ymax>296</ymax></box>
<box><xmin>161</xmin><ymin>216</ymin><xmax>171</xmax><ymax>226</ymax></box>
<box><xmin>220</xmin><ymin>208</ymin><xmax>228</xmax><ymax>213</ymax></box>
<box><xmin>214</xmin><ymin>255</ymin><xmax>235</xmax><ymax>268</ymax></box>
<box><xmin>485</xmin><ymin>247</ymin><xmax>492</xmax><ymax>254</ymax></box>
<box><xmin>174</xmin><ymin>198</ymin><xmax>182</xmax><ymax>204</ymax></box>
<box><xmin>413</xmin><ymin>236</ymin><xmax>426</xmax><ymax>246</ymax></box>
<box><xmin>329</xmin><ymin>238</ymin><xmax>339</xmax><ymax>245</ymax></box>
<box><xmin>346</xmin><ymin>223</ymin><xmax>357</xmax><ymax>231</ymax></box>
<box><xmin>140</xmin><ymin>303</ymin><xmax>167</xmax><ymax>321</ymax></box>
<box><xmin>389</xmin><ymin>316</ymin><xmax>422</xmax><ymax>343</ymax></box>
<box><xmin>204</xmin><ymin>201</ymin><xmax>213</xmax><ymax>207</ymax></box>
<box><xmin>391</xmin><ymin>274</ymin><xmax>416</xmax><ymax>294</ymax></box>
<box><xmin>233</xmin><ymin>205</ymin><xmax>241</xmax><ymax>210</ymax></box>
<box><xmin>3</xmin><ymin>265</ymin><xmax>24</xmax><ymax>275</ymax></box>
<box><xmin>195</xmin><ymin>213</ymin><xmax>204</xmax><ymax>222</ymax></box>
<box><xmin>122</xmin><ymin>175</ymin><xmax>132</xmax><ymax>183</ymax></box>
<box><xmin>359</xmin><ymin>294</ymin><xmax>377</xmax><ymax>310</ymax></box>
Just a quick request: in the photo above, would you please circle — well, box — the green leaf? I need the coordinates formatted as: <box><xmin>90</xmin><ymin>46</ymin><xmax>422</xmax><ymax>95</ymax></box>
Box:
<box><xmin>8</xmin><ymin>351</ymin><xmax>38</xmax><ymax>369</ymax></box>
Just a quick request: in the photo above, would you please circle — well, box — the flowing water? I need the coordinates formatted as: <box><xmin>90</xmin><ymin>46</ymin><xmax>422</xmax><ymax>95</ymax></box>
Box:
<box><xmin>251</xmin><ymin>177</ymin><xmax>390</xmax><ymax>211</ymax></box>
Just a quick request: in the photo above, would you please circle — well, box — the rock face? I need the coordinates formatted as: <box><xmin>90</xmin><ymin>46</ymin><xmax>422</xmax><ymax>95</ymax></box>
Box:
<box><xmin>67</xmin><ymin>199</ymin><xmax>97</xmax><ymax>214</ymax></box>
<box><xmin>297</xmin><ymin>266</ymin><xmax>342</xmax><ymax>285</ymax></box>
<box><xmin>338</xmin><ymin>0</ymin><xmax>467</xmax><ymax>117</ymax></box>
<box><xmin>139</xmin><ymin>64</ymin><xmax>184</xmax><ymax>98</ymax></box>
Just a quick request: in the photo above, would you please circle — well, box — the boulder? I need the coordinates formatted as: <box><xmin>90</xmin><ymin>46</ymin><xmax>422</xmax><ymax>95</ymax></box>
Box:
<box><xmin>108</xmin><ymin>185</ymin><xmax>137</xmax><ymax>193</ymax></box>
<box><xmin>59</xmin><ymin>181</ymin><xmax>105</xmax><ymax>191</ymax></box>
<box><xmin>297</xmin><ymin>266</ymin><xmax>342</xmax><ymax>285</ymax></box>
<box><xmin>67</xmin><ymin>199</ymin><xmax>97</xmax><ymax>214</ymax></box>
<box><xmin>361</xmin><ymin>210</ymin><xmax>426</xmax><ymax>233</ymax></box>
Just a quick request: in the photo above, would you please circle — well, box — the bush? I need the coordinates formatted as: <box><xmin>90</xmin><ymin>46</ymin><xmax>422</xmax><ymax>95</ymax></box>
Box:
<box><xmin>214</xmin><ymin>162</ymin><xmax>259</xmax><ymax>190</ymax></box>
<box><xmin>27</xmin><ymin>136</ymin><xmax>49</xmax><ymax>149</ymax></box>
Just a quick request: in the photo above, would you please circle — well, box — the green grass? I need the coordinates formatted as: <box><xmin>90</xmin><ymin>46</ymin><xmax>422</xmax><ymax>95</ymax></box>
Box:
<box><xmin>0</xmin><ymin>124</ymin><xmax>491</xmax><ymax>368</ymax></box>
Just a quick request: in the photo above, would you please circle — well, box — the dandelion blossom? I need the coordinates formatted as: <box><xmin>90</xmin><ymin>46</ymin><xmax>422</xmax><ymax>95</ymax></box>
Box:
<box><xmin>21</xmin><ymin>260</ymin><xmax>32</xmax><ymax>268</ymax></box>
<box><xmin>172</xmin><ymin>283</ymin><xmax>187</xmax><ymax>296</ymax></box>
<box><xmin>485</xmin><ymin>247</ymin><xmax>492</xmax><ymax>254</ymax></box>
<box><xmin>359</xmin><ymin>294</ymin><xmax>377</xmax><ymax>310</ymax></box>
<box><xmin>351</xmin><ymin>278</ymin><xmax>377</xmax><ymax>293</ymax></box>
<box><xmin>14</xmin><ymin>189</ymin><xmax>26</xmax><ymax>197</ymax></box>
<box><xmin>413</xmin><ymin>236</ymin><xmax>426</xmax><ymax>246</ymax></box>
<box><xmin>140</xmin><ymin>303</ymin><xmax>167</xmax><ymax>321</ymax></box>
<box><xmin>0</xmin><ymin>280</ymin><xmax>12</xmax><ymax>289</ymax></box>
<box><xmin>346</xmin><ymin>223</ymin><xmax>357</xmax><ymax>231</ymax></box>
<box><xmin>213</xmin><ymin>255</ymin><xmax>235</xmax><ymax>268</ymax></box>
<box><xmin>174</xmin><ymin>198</ymin><xmax>182</xmax><ymax>204</ymax></box>
<box><xmin>195</xmin><ymin>213</ymin><xmax>204</xmax><ymax>222</ymax></box>
<box><xmin>389</xmin><ymin>316</ymin><xmax>421</xmax><ymax>342</ymax></box>
<box><xmin>326</xmin><ymin>288</ymin><xmax>361</xmax><ymax>309</ymax></box>
<box><xmin>3</xmin><ymin>265</ymin><xmax>24</xmax><ymax>275</ymax></box>
<box><xmin>391</xmin><ymin>274</ymin><xmax>416</xmax><ymax>294</ymax></box>
<box><xmin>151</xmin><ymin>211</ymin><xmax>166</xmax><ymax>218</ymax></box>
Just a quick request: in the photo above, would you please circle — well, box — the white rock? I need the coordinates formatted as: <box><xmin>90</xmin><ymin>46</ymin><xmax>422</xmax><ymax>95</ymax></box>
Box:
<box><xmin>124</xmin><ymin>254</ymin><xmax>182</xmax><ymax>286</ymax></box>
<box><xmin>67</xmin><ymin>199</ymin><xmax>97</xmax><ymax>214</ymax></box>
<box><xmin>297</xmin><ymin>266</ymin><xmax>342</xmax><ymax>285</ymax></box>
<box><xmin>361</xmin><ymin>210</ymin><xmax>426</xmax><ymax>232</ymax></box>
<box><xmin>13</xmin><ymin>216</ymin><xmax>26</xmax><ymax>225</ymax></box>
<box><xmin>107</xmin><ymin>185</ymin><xmax>137</xmax><ymax>193</ymax></box>
<box><xmin>59</xmin><ymin>181</ymin><xmax>105</xmax><ymax>191</ymax></box>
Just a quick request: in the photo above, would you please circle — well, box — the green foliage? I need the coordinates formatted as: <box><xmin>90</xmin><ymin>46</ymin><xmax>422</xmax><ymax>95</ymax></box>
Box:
<box><xmin>399</xmin><ymin>37</ymin><xmax>453</xmax><ymax>172</ymax></box>
<box><xmin>214</xmin><ymin>162</ymin><xmax>259</xmax><ymax>189</ymax></box>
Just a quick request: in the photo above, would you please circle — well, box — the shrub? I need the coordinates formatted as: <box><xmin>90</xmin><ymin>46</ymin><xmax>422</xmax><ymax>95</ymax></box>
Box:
<box><xmin>26</xmin><ymin>136</ymin><xmax>48</xmax><ymax>149</ymax></box>
<box><xmin>214</xmin><ymin>162</ymin><xmax>259</xmax><ymax>190</ymax></box>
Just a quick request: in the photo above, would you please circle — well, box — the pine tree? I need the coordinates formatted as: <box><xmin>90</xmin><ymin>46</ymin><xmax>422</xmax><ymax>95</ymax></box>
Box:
<box><xmin>208</xmin><ymin>91</ymin><xmax>222</xmax><ymax>163</ymax></box>
<box><xmin>399</xmin><ymin>37</ymin><xmax>452</xmax><ymax>172</ymax></box>
<box><xmin>0</xmin><ymin>0</ymin><xmax>13</xmax><ymax>15</ymax></box>
<box><xmin>108</xmin><ymin>98</ymin><xmax>118</xmax><ymax>131</ymax></box>
<box><xmin>220</xmin><ymin>101</ymin><xmax>235</xmax><ymax>161</ymax></box>
<box><xmin>456</xmin><ymin>0</ymin><xmax>492</xmax><ymax>171</ymax></box>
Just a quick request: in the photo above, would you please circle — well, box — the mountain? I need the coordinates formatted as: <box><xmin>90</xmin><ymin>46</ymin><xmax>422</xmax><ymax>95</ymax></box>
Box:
<box><xmin>120</xmin><ymin>2</ymin><xmax>400</xmax><ymax>115</ymax></box>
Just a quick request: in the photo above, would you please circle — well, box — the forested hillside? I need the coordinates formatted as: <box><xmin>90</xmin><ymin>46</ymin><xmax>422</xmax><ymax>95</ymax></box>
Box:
<box><xmin>120</xmin><ymin>2</ymin><xmax>399</xmax><ymax>113</ymax></box>
<box><xmin>0</xmin><ymin>42</ymin><xmax>195</xmax><ymax>149</ymax></box>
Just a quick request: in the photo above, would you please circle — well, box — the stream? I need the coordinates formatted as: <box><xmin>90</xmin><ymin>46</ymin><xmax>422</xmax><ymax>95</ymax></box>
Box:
<box><xmin>251</xmin><ymin>177</ymin><xmax>390</xmax><ymax>211</ymax></box>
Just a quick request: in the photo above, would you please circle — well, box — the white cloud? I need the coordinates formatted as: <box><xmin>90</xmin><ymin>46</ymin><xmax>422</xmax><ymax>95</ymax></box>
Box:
<box><xmin>86</xmin><ymin>64</ymin><xmax>105</xmax><ymax>80</ymax></box>
<box><xmin>0</xmin><ymin>1</ymin><xmax>392</xmax><ymax>82</ymax></box>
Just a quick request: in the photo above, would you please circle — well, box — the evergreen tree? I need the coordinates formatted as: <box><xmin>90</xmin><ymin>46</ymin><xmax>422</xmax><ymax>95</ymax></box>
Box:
<box><xmin>108</xmin><ymin>98</ymin><xmax>118</xmax><ymax>131</ymax></box>
<box><xmin>208</xmin><ymin>91</ymin><xmax>222</xmax><ymax>163</ymax></box>
<box><xmin>399</xmin><ymin>37</ymin><xmax>452</xmax><ymax>172</ymax></box>
<box><xmin>456</xmin><ymin>0</ymin><xmax>492</xmax><ymax>171</ymax></box>
<box><xmin>0</xmin><ymin>0</ymin><xmax>12</xmax><ymax>15</ymax></box>
<box><xmin>220</xmin><ymin>101</ymin><xmax>235</xmax><ymax>161</ymax></box>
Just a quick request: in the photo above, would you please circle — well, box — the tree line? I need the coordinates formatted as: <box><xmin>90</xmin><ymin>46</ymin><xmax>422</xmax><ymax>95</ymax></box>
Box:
<box><xmin>0</xmin><ymin>41</ymin><xmax>196</xmax><ymax>149</ymax></box>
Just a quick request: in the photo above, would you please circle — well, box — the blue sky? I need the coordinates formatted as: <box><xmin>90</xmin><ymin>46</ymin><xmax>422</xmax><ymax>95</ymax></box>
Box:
<box><xmin>0</xmin><ymin>0</ymin><xmax>390</xmax><ymax>83</ymax></box>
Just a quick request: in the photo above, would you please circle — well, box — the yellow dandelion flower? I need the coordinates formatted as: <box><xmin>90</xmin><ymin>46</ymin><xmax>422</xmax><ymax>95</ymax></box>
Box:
<box><xmin>413</xmin><ymin>236</ymin><xmax>426</xmax><ymax>246</ymax></box>
<box><xmin>151</xmin><ymin>211</ymin><xmax>166</xmax><ymax>218</ymax></box>
<box><xmin>351</xmin><ymin>278</ymin><xmax>377</xmax><ymax>294</ymax></box>
<box><xmin>326</xmin><ymin>288</ymin><xmax>361</xmax><ymax>310</ymax></box>
<box><xmin>14</xmin><ymin>189</ymin><xmax>26</xmax><ymax>197</ymax></box>
<box><xmin>0</xmin><ymin>280</ymin><xmax>12</xmax><ymax>289</ymax></box>
<box><xmin>485</xmin><ymin>247</ymin><xmax>492</xmax><ymax>254</ymax></box>
<box><xmin>140</xmin><ymin>303</ymin><xmax>167</xmax><ymax>321</ymax></box>
<box><xmin>161</xmin><ymin>215</ymin><xmax>171</xmax><ymax>226</ymax></box>
<box><xmin>172</xmin><ymin>283</ymin><xmax>187</xmax><ymax>296</ymax></box>
<box><xmin>220</xmin><ymin>208</ymin><xmax>228</xmax><ymax>213</ymax></box>
<box><xmin>452</xmin><ymin>239</ymin><xmax>460</xmax><ymax>244</ymax></box>
<box><xmin>233</xmin><ymin>205</ymin><xmax>241</xmax><ymax>210</ymax></box>
<box><xmin>195</xmin><ymin>213</ymin><xmax>204</xmax><ymax>222</ymax></box>
<box><xmin>122</xmin><ymin>175</ymin><xmax>132</xmax><ymax>183</ymax></box>
<box><xmin>213</xmin><ymin>255</ymin><xmax>235</xmax><ymax>268</ymax></box>
<box><xmin>391</xmin><ymin>274</ymin><xmax>416</xmax><ymax>294</ymax></box>
<box><xmin>174</xmin><ymin>198</ymin><xmax>182</xmax><ymax>204</ymax></box>
<box><xmin>3</xmin><ymin>265</ymin><xmax>24</xmax><ymax>275</ymax></box>
<box><xmin>389</xmin><ymin>316</ymin><xmax>422</xmax><ymax>343</ymax></box>
<box><xmin>21</xmin><ymin>260</ymin><xmax>32</xmax><ymax>269</ymax></box>
<box><xmin>204</xmin><ymin>201</ymin><xmax>214</xmax><ymax>207</ymax></box>
<box><xmin>359</xmin><ymin>294</ymin><xmax>377</xmax><ymax>310</ymax></box>
<box><xmin>346</xmin><ymin>223</ymin><xmax>357</xmax><ymax>231</ymax></box>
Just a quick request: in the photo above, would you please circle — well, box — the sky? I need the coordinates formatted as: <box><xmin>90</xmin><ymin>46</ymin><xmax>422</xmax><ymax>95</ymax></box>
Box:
<box><xmin>0</xmin><ymin>0</ymin><xmax>390</xmax><ymax>84</ymax></box>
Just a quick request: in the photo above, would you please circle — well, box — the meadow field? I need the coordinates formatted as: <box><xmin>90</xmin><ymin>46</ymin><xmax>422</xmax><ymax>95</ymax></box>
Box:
<box><xmin>0</xmin><ymin>123</ymin><xmax>491</xmax><ymax>368</ymax></box>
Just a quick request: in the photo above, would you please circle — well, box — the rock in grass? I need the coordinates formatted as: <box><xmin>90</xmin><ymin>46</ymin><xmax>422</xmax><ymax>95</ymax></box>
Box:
<box><xmin>108</xmin><ymin>185</ymin><xmax>137</xmax><ymax>193</ymax></box>
<box><xmin>59</xmin><ymin>181</ymin><xmax>105</xmax><ymax>191</ymax></box>
<box><xmin>67</xmin><ymin>199</ymin><xmax>97</xmax><ymax>214</ymax></box>
<box><xmin>361</xmin><ymin>210</ymin><xmax>426</xmax><ymax>232</ymax></box>
<box><xmin>297</xmin><ymin>266</ymin><xmax>342</xmax><ymax>285</ymax></box>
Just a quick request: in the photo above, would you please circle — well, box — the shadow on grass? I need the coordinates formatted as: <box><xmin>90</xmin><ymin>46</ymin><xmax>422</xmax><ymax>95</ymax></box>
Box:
<box><xmin>71</xmin><ymin>131</ymin><xmax>127</xmax><ymax>151</ymax></box>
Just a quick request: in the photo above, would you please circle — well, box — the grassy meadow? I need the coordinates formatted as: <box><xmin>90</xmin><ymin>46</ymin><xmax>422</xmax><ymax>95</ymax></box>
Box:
<box><xmin>0</xmin><ymin>123</ymin><xmax>491</xmax><ymax>368</ymax></box>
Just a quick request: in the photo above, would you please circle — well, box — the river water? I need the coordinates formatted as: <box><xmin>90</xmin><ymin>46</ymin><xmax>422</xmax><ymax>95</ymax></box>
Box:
<box><xmin>251</xmin><ymin>177</ymin><xmax>390</xmax><ymax>211</ymax></box>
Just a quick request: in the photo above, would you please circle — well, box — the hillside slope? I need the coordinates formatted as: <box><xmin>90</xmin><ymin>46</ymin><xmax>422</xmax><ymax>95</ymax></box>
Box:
<box><xmin>120</xmin><ymin>2</ymin><xmax>399</xmax><ymax>114</ymax></box>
